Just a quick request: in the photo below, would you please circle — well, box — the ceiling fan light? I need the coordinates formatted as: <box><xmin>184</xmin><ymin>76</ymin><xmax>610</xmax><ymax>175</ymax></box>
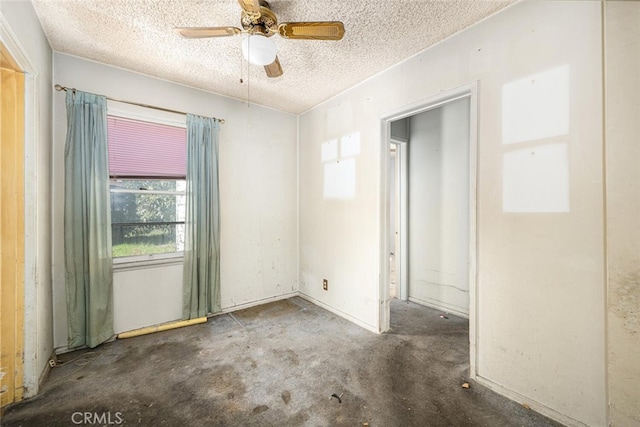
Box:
<box><xmin>241</xmin><ymin>34</ymin><xmax>277</xmax><ymax>66</ymax></box>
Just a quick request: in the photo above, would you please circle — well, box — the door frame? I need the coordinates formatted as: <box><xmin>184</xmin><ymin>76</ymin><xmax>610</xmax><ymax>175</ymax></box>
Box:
<box><xmin>378</xmin><ymin>81</ymin><xmax>479</xmax><ymax>377</ymax></box>
<box><xmin>1</xmin><ymin>12</ymin><xmax>41</xmax><ymax>398</ymax></box>
<box><xmin>389</xmin><ymin>138</ymin><xmax>408</xmax><ymax>301</ymax></box>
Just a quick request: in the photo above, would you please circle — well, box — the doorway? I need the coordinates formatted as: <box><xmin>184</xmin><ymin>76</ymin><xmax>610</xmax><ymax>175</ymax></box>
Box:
<box><xmin>379</xmin><ymin>82</ymin><xmax>478</xmax><ymax>374</ymax></box>
<box><xmin>1</xmin><ymin>41</ymin><xmax>26</xmax><ymax>408</ymax></box>
<box><xmin>1</xmin><ymin>21</ymin><xmax>40</xmax><ymax>401</ymax></box>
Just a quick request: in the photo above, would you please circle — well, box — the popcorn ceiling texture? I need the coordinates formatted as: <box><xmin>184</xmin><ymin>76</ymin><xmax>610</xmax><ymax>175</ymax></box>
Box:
<box><xmin>32</xmin><ymin>0</ymin><xmax>513</xmax><ymax>114</ymax></box>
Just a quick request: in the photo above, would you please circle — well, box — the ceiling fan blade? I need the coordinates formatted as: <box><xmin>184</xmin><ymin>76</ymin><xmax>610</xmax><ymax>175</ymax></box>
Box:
<box><xmin>278</xmin><ymin>21</ymin><xmax>345</xmax><ymax>40</ymax></box>
<box><xmin>264</xmin><ymin>56</ymin><xmax>283</xmax><ymax>78</ymax></box>
<box><xmin>175</xmin><ymin>27</ymin><xmax>242</xmax><ymax>38</ymax></box>
<box><xmin>237</xmin><ymin>0</ymin><xmax>261</xmax><ymax>17</ymax></box>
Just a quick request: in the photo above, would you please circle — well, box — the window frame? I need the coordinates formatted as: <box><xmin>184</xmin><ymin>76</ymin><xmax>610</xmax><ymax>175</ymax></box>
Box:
<box><xmin>106</xmin><ymin>100</ymin><xmax>187</xmax><ymax>268</ymax></box>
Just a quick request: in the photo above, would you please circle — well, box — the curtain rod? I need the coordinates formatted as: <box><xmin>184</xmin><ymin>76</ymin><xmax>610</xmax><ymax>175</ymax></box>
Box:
<box><xmin>54</xmin><ymin>84</ymin><xmax>225</xmax><ymax>124</ymax></box>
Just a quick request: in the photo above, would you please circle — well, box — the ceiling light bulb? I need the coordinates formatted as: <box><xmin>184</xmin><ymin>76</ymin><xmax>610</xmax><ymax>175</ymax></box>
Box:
<box><xmin>241</xmin><ymin>34</ymin><xmax>277</xmax><ymax>66</ymax></box>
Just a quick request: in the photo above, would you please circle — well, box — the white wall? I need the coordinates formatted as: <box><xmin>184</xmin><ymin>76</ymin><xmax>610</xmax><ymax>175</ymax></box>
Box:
<box><xmin>407</xmin><ymin>98</ymin><xmax>470</xmax><ymax>316</ymax></box>
<box><xmin>299</xmin><ymin>2</ymin><xmax>605</xmax><ymax>425</ymax></box>
<box><xmin>605</xmin><ymin>2</ymin><xmax>640</xmax><ymax>425</ymax></box>
<box><xmin>1</xmin><ymin>0</ymin><xmax>53</xmax><ymax>397</ymax></box>
<box><xmin>52</xmin><ymin>53</ymin><xmax>298</xmax><ymax>347</ymax></box>
<box><xmin>113</xmin><ymin>263</ymin><xmax>183</xmax><ymax>334</ymax></box>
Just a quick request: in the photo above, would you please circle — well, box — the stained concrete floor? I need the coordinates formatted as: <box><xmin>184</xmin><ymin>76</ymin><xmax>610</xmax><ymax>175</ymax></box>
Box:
<box><xmin>3</xmin><ymin>297</ymin><xmax>561</xmax><ymax>426</ymax></box>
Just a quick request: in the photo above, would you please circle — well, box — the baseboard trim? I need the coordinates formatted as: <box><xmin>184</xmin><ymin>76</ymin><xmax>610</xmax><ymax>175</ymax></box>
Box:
<box><xmin>474</xmin><ymin>375</ymin><xmax>588</xmax><ymax>427</ymax></box>
<box><xmin>408</xmin><ymin>296</ymin><xmax>469</xmax><ymax>319</ymax></box>
<box><xmin>217</xmin><ymin>292</ymin><xmax>300</xmax><ymax>316</ymax></box>
<box><xmin>298</xmin><ymin>293</ymin><xmax>379</xmax><ymax>334</ymax></box>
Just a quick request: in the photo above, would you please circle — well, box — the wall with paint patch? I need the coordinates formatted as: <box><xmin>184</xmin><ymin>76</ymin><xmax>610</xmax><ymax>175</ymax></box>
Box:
<box><xmin>299</xmin><ymin>2</ymin><xmax>606</xmax><ymax>425</ymax></box>
<box><xmin>52</xmin><ymin>54</ymin><xmax>299</xmax><ymax>346</ymax></box>
<box><xmin>605</xmin><ymin>2</ymin><xmax>640</xmax><ymax>424</ymax></box>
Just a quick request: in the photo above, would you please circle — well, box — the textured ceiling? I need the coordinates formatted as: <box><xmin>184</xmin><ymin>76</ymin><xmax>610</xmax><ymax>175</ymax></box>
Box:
<box><xmin>32</xmin><ymin>0</ymin><xmax>513</xmax><ymax>114</ymax></box>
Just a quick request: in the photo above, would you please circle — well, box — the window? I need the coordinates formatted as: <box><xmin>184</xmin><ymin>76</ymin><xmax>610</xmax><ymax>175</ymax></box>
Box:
<box><xmin>110</xmin><ymin>179</ymin><xmax>185</xmax><ymax>257</ymax></box>
<box><xmin>107</xmin><ymin>115</ymin><xmax>187</xmax><ymax>259</ymax></box>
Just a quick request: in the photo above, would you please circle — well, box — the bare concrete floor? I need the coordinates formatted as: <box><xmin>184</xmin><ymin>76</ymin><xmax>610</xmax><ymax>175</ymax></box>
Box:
<box><xmin>3</xmin><ymin>298</ymin><xmax>561</xmax><ymax>426</ymax></box>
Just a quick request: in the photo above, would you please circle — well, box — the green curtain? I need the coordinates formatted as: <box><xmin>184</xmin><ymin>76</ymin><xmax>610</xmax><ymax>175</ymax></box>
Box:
<box><xmin>183</xmin><ymin>114</ymin><xmax>221</xmax><ymax>319</ymax></box>
<box><xmin>64</xmin><ymin>90</ymin><xmax>114</xmax><ymax>349</ymax></box>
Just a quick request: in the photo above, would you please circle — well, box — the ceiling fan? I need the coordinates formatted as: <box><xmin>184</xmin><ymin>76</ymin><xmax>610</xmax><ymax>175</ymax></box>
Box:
<box><xmin>175</xmin><ymin>0</ymin><xmax>345</xmax><ymax>78</ymax></box>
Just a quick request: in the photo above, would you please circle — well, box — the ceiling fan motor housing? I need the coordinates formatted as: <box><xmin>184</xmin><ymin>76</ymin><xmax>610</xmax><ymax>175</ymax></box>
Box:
<box><xmin>241</xmin><ymin>0</ymin><xmax>278</xmax><ymax>36</ymax></box>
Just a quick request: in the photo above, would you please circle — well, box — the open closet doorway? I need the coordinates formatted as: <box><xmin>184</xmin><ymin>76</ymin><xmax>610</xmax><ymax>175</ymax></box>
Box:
<box><xmin>380</xmin><ymin>82</ymin><xmax>478</xmax><ymax>374</ymax></box>
<box><xmin>389</xmin><ymin>137</ymin><xmax>408</xmax><ymax>301</ymax></box>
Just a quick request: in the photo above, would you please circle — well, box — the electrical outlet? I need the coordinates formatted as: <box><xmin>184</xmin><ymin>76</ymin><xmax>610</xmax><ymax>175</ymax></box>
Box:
<box><xmin>323</xmin><ymin>279</ymin><xmax>328</xmax><ymax>291</ymax></box>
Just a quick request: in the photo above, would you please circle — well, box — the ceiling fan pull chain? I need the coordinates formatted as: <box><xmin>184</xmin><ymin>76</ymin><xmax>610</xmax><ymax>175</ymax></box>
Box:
<box><xmin>247</xmin><ymin>35</ymin><xmax>251</xmax><ymax>107</ymax></box>
<box><xmin>240</xmin><ymin>41</ymin><xmax>244</xmax><ymax>84</ymax></box>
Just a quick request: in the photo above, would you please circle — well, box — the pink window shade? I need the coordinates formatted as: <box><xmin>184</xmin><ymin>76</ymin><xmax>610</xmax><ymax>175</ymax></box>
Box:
<box><xmin>107</xmin><ymin>115</ymin><xmax>187</xmax><ymax>178</ymax></box>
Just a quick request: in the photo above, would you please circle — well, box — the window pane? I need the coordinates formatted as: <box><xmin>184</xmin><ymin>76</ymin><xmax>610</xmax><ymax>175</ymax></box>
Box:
<box><xmin>111</xmin><ymin>193</ymin><xmax>184</xmax><ymax>223</ymax></box>
<box><xmin>110</xmin><ymin>179</ymin><xmax>185</xmax><ymax>257</ymax></box>
<box><xmin>112</xmin><ymin>224</ymin><xmax>184</xmax><ymax>257</ymax></box>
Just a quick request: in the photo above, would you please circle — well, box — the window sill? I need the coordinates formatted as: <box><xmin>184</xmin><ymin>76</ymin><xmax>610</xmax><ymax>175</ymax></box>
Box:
<box><xmin>113</xmin><ymin>252</ymin><xmax>183</xmax><ymax>271</ymax></box>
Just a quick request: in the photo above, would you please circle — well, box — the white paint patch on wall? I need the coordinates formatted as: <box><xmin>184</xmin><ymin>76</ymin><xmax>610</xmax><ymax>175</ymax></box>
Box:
<box><xmin>322</xmin><ymin>132</ymin><xmax>361</xmax><ymax>200</ymax></box>
<box><xmin>501</xmin><ymin>64</ymin><xmax>571</xmax><ymax>214</ymax></box>
<box><xmin>502</xmin><ymin>65</ymin><xmax>570</xmax><ymax>145</ymax></box>
<box><xmin>407</xmin><ymin>97</ymin><xmax>470</xmax><ymax>317</ymax></box>
<box><xmin>502</xmin><ymin>142</ymin><xmax>570</xmax><ymax>213</ymax></box>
